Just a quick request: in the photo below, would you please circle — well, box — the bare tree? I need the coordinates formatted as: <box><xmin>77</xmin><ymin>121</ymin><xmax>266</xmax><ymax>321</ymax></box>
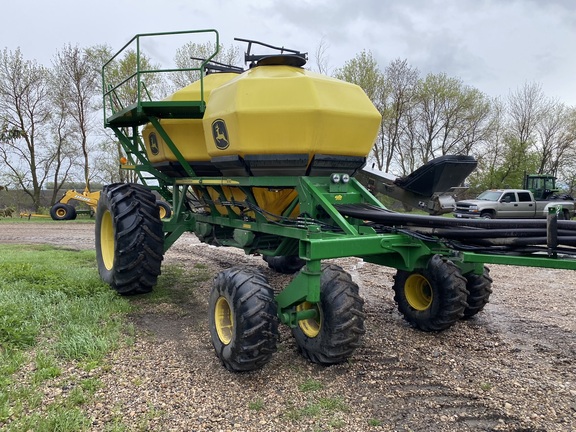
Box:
<box><xmin>534</xmin><ymin>101</ymin><xmax>574</xmax><ymax>176</ymax></box>
<box><xmin>0</xmin><ymin>48</ymin><xmax>52</xmax><ymax>210</ymax></box>
<box><xmin>312</xmin><ymin>36</ymin><xmax>331</xmax><ymax>75</ymax></box>
<box><xmin>51</xmin><ymin>44</ymin><xmax>103</xmax><ymax>192</ymax></box>
<box><xmin>45</xmin><ymin>90</ymin><xmax>77</xmax><ymax>204</ymax></box>
<box><xmin>507</xmin><ymin>82</ymin><xmax>548</xmax><ymax>152</ymax></box>
<box><xmin>378</xmin><ymin>59</ymin><xmax>418</xmax><ymax>172</ymax></box>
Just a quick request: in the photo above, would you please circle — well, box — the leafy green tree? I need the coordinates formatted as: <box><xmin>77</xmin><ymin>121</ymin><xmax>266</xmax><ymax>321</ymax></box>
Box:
<box><xmin>0</xmin><ymin>122</ymin><xmax>24</xmax><ymax>142</ymax></box>
<box><xmin>172</xmin><ymin>42</ymin><xmax>241</xmax><ymax>89</ymax></box>
<box><xmin>334</xmin><ymin>50</ymin><xmax>384</xmax><ymax>105</ymax></box>
<box><xmin>334</xmin><ymin>50</ymin><xmax>386</xmax><ymax>168</ymax></box>
<box><xmin>466</xmin><ymin>97</ymin><xmax>507</xmax><ymax>192</ymax></box>
<box><xmin>103</xmin><ymin>49</ymin><xmax>163</xmax><ymax>110</ymax></box>
<box><xmin>494</xmin><ymin>136</ymin><xmax>540</xmax><ymax>188</ymax></box>
<box><xmin>412</xmin><ymin>73</ymin><xmax>491</xmax><ymax>160</ymax></box>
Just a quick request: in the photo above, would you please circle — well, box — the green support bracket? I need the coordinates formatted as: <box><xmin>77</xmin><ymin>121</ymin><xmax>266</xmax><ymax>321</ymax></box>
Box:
<box><xmin>276</xmin><ymin>259</ymin><xmax>322</xmax><ymax>327</ymax></box>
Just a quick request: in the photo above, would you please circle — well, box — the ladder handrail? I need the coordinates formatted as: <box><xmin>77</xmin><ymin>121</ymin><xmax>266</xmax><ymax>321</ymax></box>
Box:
<box><xmin>102</xmin><ymin>29</ymin><xmax>220</xmax><ymax>124</ymax></box>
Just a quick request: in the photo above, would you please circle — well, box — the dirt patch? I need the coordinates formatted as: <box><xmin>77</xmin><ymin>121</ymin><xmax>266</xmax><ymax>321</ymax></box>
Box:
<box><xmin>1</xmin><ymin>222</ymin><xmax>575</xmax><ymax>431</ymax></box>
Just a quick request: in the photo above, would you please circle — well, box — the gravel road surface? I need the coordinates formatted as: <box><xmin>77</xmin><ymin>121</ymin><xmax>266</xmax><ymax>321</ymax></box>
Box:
<box><xmin>1</xmin><ymin>222</ymin><xmax>575</xmax><ymax>431</ymax></box>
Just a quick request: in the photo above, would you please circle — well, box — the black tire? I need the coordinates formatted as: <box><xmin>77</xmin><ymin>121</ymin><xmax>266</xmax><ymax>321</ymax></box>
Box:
<box><xmin>209</xmin><ymin>267</ymin><xmax>278</xmax><ymax>372</ymax></box>
<box><xmin>463</xmin><ymin>266</ymin><xmax>493</xmax><ymax>319</ymax></box>
<box><xmin>393</xmin><ymin>255</ymin><xmax>469</xmax><ymax>332</ymax></box>
<box><xmin>480</xmin><ymin>211</ymin><xmax>493</xmax><ymax>219</ymax></box>
<box><xmin>263</xmin><ymin>255</ymin><xmax>306</xmax><ymax>274</ymax></box>
<box><xmin>50</xmin><ymin>203</ymin><xmax>77</xmax><ymax>221</ymax></box>
<box><xmin>291</xmin><ymin>264</ymin><xmax>365</xmax><ymax>365</ymax></box>
<box><xmin>95</xmin><ymin>183</ymin><xmax>164</xmax><ymax>295</ymax></box>
<box><xmin>156</xmin><ymin>200</ymin><xmax>172</xmax><ymax>219</ymax></box>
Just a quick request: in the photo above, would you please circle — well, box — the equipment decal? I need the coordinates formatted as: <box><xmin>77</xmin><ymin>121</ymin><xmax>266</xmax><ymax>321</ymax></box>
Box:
<box><xmin>212</xmin><ymin>119</ymin><xmax>230</xmax><ymax>150</ymax></box>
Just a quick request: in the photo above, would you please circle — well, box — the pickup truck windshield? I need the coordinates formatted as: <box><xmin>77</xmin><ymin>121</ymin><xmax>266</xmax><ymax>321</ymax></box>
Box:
<box><xmin>476</xmin><ymin>191</ymin><xmax>503</xmax><ymax>201</ymax></box>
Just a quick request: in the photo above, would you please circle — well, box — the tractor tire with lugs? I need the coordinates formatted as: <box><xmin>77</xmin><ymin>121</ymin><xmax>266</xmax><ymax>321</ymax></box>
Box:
<box><xmin>463</xmin><ymin>266</ymin><xmax>493</xmax><ymax>319</ymax></box>
<box><xmin>393</xmin><ymin>254</ymin><xmax>468</xmax><ymax>332</ymax></box>
<box><xmin>95</xmin><ymin>183</ymin><xmax>164</xmax><ymax>295</ymax></box>
<box><xmin>291</xmin><ymin>264</ymin><xmax>366</xmax><ymax>365</ymax></box>
<box><xmin>209</xmin><ymin>267</ymin><xmax>278</xmax><ymax>372</ymax></box>
<box><xmin>50</xmin><ymin>203</ymin><xmax>77</xmax><ymax>221</ymax></box>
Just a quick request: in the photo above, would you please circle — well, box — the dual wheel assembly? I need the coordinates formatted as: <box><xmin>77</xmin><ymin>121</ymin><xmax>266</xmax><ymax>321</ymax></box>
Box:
<box><xmin>393</xmin><ymin>254</ymin><xmax>493</xmax><ymax>331</ymax></box>
<box><xmin>209</xmin><ymin>264</ymin><xmax>366</xmax><ymax>372</ymax></box>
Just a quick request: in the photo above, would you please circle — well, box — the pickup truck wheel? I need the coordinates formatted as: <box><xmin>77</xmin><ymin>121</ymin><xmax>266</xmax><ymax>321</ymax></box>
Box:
<box><xmin>209</xmin><ymin>267</ymin><xmax>278</xmax><ymax>372</ymax></box>
<box><xmin>480</xmin><ymin>211</ymin><xmax>493</xmax><ymax>219</ymax></box>
<box><xmin>95</xmin><ymin>183</ymin><xmax>164</xmax><ymax>295</ymax></box>
<box><xmin>393</xmin><ymin>255</ymin><xmax>468</xmax><ymax>331</ymax></box>
<box><xmin>463</xmin><ymin>267</ymin><xmax>493</xmax><ymax>319</ymax></box>
<box><xmin>292</xmin><ymin>264</ymin><xmax>365</xmax><ymax>365</ymax></box>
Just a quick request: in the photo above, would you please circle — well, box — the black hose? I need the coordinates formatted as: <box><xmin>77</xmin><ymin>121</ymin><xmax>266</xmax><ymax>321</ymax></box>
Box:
<box><xmin>335</xmin><ymin>203</ymin><xmax>576</xmax><ymax>253</ymax></box>
<box><xmin>417</xmin><ymin>228</ymin><xmax>576</xmax><ymax>238</ymax></box>
<box><xmin>336</xmin><ymin>203</ymin><xmax>576</xmax><ymax>231</ymax></box>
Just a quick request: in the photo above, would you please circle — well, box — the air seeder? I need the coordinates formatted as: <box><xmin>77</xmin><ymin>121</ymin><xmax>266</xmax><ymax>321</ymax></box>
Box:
<box><xmin>98</xmin><ymin>30</ymin><xmax>576</xmax><ymax>372</ymax></box>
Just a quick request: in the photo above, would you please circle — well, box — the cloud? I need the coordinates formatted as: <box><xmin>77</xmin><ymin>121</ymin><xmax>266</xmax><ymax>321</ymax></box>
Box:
<box><xmin>1</xmin><ymin>0</ymin><xmax>575</xmax><ymax>105</ymax></box>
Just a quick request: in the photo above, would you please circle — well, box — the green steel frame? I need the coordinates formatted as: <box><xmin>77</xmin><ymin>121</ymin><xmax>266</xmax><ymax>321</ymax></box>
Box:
<box><xmin>102</xmin><ymin>30</ymin><xmax>576</xmax><ymax>328</ymax></box>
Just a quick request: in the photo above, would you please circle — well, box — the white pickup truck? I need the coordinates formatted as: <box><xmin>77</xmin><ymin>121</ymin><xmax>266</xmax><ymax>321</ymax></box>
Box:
<box><xmin>453</xmin><ymin>189</ymin><xmax>575</xmax><ymax>219</ymax></box>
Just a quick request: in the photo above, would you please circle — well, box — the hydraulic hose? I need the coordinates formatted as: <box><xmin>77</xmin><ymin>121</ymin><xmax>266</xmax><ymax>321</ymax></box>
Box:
<box><xmin>335</xmin><ymin>203</ymin><xmax>576</xmax><ymax>252</ymax></box>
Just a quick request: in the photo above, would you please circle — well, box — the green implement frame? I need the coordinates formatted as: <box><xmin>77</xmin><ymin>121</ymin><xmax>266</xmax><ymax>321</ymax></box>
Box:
<box><xmin>100</xmin><ymin>29</ymin><xmax>576</xmax><ymax>371</ymax></box>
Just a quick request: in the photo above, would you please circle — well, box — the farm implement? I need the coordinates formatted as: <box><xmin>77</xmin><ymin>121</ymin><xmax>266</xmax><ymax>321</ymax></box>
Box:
<box><xmin>97</xmin><ymin>30</ymin><xmax>576</xmax><ymax>372</ymax></box>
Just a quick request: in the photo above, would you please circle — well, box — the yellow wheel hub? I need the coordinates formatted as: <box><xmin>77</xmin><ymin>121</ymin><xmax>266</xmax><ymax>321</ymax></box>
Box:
<box><xmin>405</xmin><ymin>274</ymin><xmax>433</xmax><ymax>311</ymax></box>
<box><xmin>100</xmin><ymin>210</ymin><xmax>115</xmax><ymax>271</ymax></box>
<box><xmin>56</xmin><ymin>208</ymin><xmax>67</xmax><ymax>218</ymax></box>
<box><xmin>215</xmin><ymin>296</ymin><xmax>234</xmax><ymax>344</ymax></box>
<box><xmin>297</xmin><ymin>302</ymin><xmax>321</xmax><ymax>338</ymax></box>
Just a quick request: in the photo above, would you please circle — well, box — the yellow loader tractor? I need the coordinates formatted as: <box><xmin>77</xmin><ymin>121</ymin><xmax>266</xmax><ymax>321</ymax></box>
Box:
<box><xmin>49</xmin><ymin>188</ymin><xmax>171</xmax><ymax>221</ymax></box>
<box><xmin>49</xmin><ymin>188</ymin><xmax>101</xmax><ymax>220</ymax></box>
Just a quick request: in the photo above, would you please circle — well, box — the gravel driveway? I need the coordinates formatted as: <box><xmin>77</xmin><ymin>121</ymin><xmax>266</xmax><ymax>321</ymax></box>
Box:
<box><xmin>1</xmin><ymin>222</ymin><xmax>575</xmax><ymax>431</ymax></box>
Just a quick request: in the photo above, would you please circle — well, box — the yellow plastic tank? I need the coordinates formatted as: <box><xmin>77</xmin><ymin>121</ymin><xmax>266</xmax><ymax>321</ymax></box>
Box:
<box><xmin>142</xmin><ymin>72</ymin><xmax>240</xmax><ymax>174</ymax></box>
<box><xmin>202</xmin><ymin>64</ymin><xmax>381</xmax><ymax>176</ymax></box>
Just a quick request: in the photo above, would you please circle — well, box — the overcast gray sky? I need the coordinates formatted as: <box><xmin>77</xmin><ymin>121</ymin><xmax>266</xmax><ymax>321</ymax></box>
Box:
<box><xmin>2</xmin><ymin>0</ymin><xmax>575</xmax><ymax>105</ymax></box>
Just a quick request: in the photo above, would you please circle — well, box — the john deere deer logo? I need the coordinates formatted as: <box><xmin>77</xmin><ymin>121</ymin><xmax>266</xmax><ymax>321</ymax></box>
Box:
<box><xmin>212</xmin><ymin>119</ymin><xmax>230</xmax><ymax>150</ymax></box>
<box><xmin>149</xmin><ymin>132</ymin><xmax>159</xmax><ymax>155</ymax></box>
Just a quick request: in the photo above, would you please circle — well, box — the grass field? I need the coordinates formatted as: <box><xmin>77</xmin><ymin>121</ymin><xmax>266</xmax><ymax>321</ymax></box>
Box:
<box><xmin>0</xmin><ymin>244</ymin><xmax>131</xmax><ymax>431</ymax></box>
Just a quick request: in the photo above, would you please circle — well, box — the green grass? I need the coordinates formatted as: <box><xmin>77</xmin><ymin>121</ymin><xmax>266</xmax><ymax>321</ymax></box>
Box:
<box><xmin>299</xmin><ymin>378</ymin><xmax>324</xmax><ymax>392</ymax></box>
<box><xmin>0</xmin><ymin>243</ymin><xmax>209</xmax><ymax>431</ymax></box>
<box><xmin>0</xmin><ymin>244</ymin><xmax>131</xmax><ymax>430</ymax></box>
<box><xmin>248</xmin><ymin>398</ymin><xmax>265</xmax><ymax>411</ymax></box>
<box><xmin>285</xmin><ymin>396</ymin><xmax>349</xmax><ymax>422</ymax></box>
